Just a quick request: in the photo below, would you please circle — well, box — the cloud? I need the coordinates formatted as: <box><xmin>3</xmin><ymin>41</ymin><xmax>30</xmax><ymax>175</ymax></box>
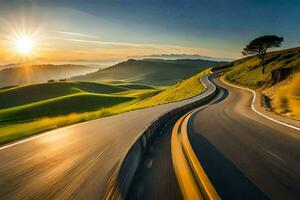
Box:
<box><xmin>55</xmin><ymin>31</ymin><xmax>98</xmax><ymax>39</ymax></box>
<box><xmin>57</xmin><ymin>38</ymin><xmax>145</xmax><ymax>47</ymax></box>
<box><xmin>53</xmin><ymin>30</ymin><xmax>160</xmax><ymax>48</ymax></box>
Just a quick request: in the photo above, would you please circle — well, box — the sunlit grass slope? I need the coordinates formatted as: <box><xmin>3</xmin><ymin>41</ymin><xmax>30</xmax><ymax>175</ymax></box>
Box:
<box><xmin>272</xmin><ymin>72</ymin><xmax>300</xmax><ymax>119</ymax></box>
<box><xmin>217</xmin><ymin>47</ymin><xmax>300</xmax><ymax>119</ymax></box>
<box><xmin>129</xmin><ymin>69</ymin><xmax>210</xmax><ymax>109</ymax></box>
<box><xmin>0</xmin><ymin>68</ymin><xmax>210</xmax><ymax>145</ymax></box>
<box><xmin>223</xmin><ymin>47</ymin><xmax>300</xmax><ymax>88</ymax></box>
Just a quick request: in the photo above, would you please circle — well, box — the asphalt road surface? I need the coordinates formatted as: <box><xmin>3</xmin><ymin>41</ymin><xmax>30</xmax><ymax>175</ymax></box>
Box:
<box><xmin>127</xmin><ymin>117</ymin><xmax>182</xmax><ymax>200</ymax></box>
<box><xmin>188</xmin><ymin>78</ymin><xmax>300</xmax><ymax>200</ymax></box>
<box><xmin>0</xmin><ymin>75</ymin><xmax>214</xmax><ymax>200</ymax></box>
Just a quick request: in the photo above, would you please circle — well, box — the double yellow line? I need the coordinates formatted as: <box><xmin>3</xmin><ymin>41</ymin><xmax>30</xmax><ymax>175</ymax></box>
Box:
<box><xmin>171</xmin><ymin>110</ymin><xmax>220</xmax><ymax>200</ymax></box>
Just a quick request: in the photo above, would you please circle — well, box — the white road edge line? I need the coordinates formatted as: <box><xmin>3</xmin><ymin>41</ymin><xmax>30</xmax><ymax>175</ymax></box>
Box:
<box><xmin>250</xmin><ymin>90</ymin><xmax>300</xmax><ymax>131</ymax></box>
<box><xmin>222</xmin><ymin>78</ymin><xmax>300</xmax><ymax>131</ymax></box>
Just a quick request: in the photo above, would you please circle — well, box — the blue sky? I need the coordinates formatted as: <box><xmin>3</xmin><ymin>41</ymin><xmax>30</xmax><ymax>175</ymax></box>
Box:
<box><xmin>0</xmin><ymin>0</ymin><xmax>299</xmax><ymax>64</ymax></box>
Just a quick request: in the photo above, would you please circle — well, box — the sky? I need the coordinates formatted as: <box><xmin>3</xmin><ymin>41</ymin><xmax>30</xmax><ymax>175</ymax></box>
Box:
<box><xmin>0</xmin><ymin>0</ymin><xmax>299</xmax><ymax>65</ymax></box>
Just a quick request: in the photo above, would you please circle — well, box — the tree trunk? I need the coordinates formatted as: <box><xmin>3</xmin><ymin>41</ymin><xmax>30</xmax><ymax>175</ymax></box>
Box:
<box><xmin>261</xmin><ymin>56</ymin><xmax>265</xmax><ymax>74</ymax></box>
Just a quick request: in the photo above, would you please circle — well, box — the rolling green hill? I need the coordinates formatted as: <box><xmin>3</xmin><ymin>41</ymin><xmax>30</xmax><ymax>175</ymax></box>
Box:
<box><xmin>72</xmin><ymin>59</ymin><xmax>224</xmax><ymax>85</ymax></box>
<box><xmin>0</xmin><ymin>81</ymin><xmax>128</xmax><ymax>109</ymax></box>
<box><xmin>0</xmin><ymin>80</ymin><xmax>159</xmax><ymax>124</ymax></box>
<box><xmin>216</xmin><ymin>47</ymin><xmax>300</xmax><ymax>119</ymax></box>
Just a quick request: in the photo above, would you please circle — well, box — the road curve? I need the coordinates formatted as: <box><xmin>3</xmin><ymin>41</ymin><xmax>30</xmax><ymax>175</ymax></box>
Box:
<box><xmin>188</xmin><ymin>78</ymin><xmax>300</xmax><ymax>200</ymax></box>
<box><xmin>0</xmin><ymin>75</ymin><xmax>215</xmax><ymax>200</ymax></box>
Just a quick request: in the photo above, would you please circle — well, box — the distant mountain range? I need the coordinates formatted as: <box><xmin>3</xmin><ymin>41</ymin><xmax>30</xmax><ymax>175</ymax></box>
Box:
<box><xmin>0</xmin><ymin>63</ymin><xmax>20</xmax><ymax>70</ymax></box>
<box><xmin>72</xmin><ymin>59</ymin><xmax>226</xmax><ymax>85</ymax></box>
<box><xmin>131</xmin><ymin>54</ymin><xmax>234</xmax><ymax>62</ymax></box>
<box><xmin>0</xmin><ymin>64</ymin><xmax>98</xmax><ymax>87</ymax></box>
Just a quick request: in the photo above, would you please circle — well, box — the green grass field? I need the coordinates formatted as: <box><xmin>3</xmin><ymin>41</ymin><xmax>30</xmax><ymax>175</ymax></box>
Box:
<box><xmin>0</xmin><ymin>69</ymin><xmax>209</xmax><ymax>145</ymax></box>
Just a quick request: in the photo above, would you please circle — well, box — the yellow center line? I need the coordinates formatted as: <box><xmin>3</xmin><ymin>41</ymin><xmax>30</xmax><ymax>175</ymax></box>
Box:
<box><xmin>171</xmin><ymin>110</ymin><xmax>220</xmax><ymax>200</ymax></box>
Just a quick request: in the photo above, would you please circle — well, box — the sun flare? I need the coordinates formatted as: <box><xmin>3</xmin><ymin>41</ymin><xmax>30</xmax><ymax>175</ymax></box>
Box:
<box><xmin>13</xmin><ymin>35</ymin><xmax>35</xmax><ymax>56</ymax></box>
<box><xmin>4</xmin><ymin>25</ymin><xmax>42</xmax><ymax>61</ymax></box>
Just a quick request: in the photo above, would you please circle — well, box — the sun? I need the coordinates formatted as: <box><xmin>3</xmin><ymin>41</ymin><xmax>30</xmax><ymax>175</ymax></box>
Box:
<box><xmin>2</xmin><ymin>23</ymin><xmax>43</xmax><ymax>61</ymax></box>
<box><xmin>13</xmin><ymin>35</ymin><xmax>35</xmax><ymax>56</ymax></box>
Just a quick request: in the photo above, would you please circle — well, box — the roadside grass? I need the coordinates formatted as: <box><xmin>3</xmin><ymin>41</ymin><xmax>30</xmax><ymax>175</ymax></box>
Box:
<box><xmin>273</xmin><ymin>72</ymin><xmax>300</xmax><ymax>119</ymax></box>
<box><xmin>0</xmin><ymin>69</ymin><xmax>209</xmax><ymax>145</ymax></box>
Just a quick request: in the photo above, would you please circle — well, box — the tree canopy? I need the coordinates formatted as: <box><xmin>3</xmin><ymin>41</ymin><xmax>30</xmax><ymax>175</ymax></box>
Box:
<box><xmin>242</xmin><ymin>35</ymin><xmax>283</xmax><ymax>73</ymax></box>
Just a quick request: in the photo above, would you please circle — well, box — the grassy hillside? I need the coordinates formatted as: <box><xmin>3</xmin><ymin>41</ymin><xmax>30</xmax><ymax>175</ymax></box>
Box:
<box><xmin>223</xmin><ymin>47</ymin><xmax>300</xmax><ymax>88</ymax></box>
<box><xmin>0</xmin><ymin>81</ymin><xmax>128</xmax><ymax>109</ymax></box>
<box><xmin>218</xmin><ymin>47</ymin><xmax>300</xmax><ymax>119</ymax></box>
<box><xmin>0</xmin><ymin>64</ymin><xmax>97</xmax><ymax>87</ymax></box>
<box><xmin>130</xmin><ymin>69</ymin><xmax>210</xmax><ymax>109</ymax></box>
<box><xmin>0</xmin><ymin>80</ymin><xmax>158</xmax><ymax>124</ymax></box>
<box><xmin>72</xmin><ymin>59</ymin><xmax>223</xmax><ymax>85</ymax></box>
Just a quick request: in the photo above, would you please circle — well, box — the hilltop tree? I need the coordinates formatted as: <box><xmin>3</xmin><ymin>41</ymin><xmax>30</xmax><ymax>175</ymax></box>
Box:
<box><xmin>242</xmin><ymin>35</ymin><xmax>283</xmax><ymax>74</ymax></box>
